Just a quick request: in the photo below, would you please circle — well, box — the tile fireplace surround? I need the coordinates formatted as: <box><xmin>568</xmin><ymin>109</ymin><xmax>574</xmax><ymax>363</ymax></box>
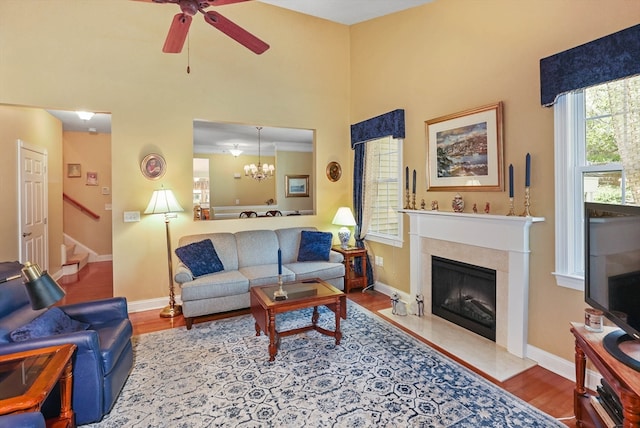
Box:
<box><xmin>402</xmin><ymin>210</ymin><xmax>544</xmax><ymax>359</ymax></box>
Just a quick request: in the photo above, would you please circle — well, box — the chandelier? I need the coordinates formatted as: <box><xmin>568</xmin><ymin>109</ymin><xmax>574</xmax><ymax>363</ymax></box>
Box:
<box><xmin>244</xmin><ymin>126</ymin><xmax>274</xmax><ymax>181</ymax></box>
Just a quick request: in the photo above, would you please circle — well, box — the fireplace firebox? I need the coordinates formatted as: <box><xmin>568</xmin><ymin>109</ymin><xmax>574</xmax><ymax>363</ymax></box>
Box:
<box><xmin>431</xmin><ymin>256</ymin><xmax>497</xmax><ymax>341</ymax></box>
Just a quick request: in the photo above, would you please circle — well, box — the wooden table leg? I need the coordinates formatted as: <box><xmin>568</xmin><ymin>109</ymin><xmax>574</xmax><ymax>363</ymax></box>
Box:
<box><xmin>254</xmin><ymin>321</ymin><xmax>261</xmax><ymax>336</ymax></box>
<box><xmin>268</xmin><ymin>311</ymin><xmax>277</xmax><ymax>362</ymax></box>
<box><xmin>312</xmin><ymin>306</ymin><xmax>319</xmax><ymax>326</ymax></box>
<box><xmin>335</xmin><ymin>298</ymin><xmax>342</xmax><ymax>345</ymax></box>
<box><xmin>574</xmin><ymin>338</ymin><xmax>586</xmax><ymax>427</ymax></box>
<box><xmin>59</xmin><ymin>358</ymin><xmax>75</xmax><ymax>427</ymax></box>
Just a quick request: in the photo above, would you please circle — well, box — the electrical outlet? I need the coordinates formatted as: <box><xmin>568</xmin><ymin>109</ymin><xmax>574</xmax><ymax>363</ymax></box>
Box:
<box><xmin>375</xmin><ymin>256</ymin><xmax>383</xmax><ymax>267</ymax></box>
<box><xmin>123</xmin><ymin>211</ymin><xmax>140</xmax><ymax>222</ymax></box>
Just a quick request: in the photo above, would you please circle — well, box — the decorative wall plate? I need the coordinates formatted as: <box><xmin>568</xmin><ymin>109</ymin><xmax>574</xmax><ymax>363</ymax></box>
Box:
<box><xmin>141</xmin><ymin>153</ymin><xmax>166</xmax><ymax>180</ymax></box>
<box><xmin>326</xmin><ymin>161</ymin><xmax>342</xmax><ymax>182</ymax></box>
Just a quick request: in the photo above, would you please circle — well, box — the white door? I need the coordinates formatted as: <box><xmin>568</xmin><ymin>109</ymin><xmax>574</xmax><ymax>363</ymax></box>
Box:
<box><xmin>18</xmin><ymin>140</ymin><xmax>48</xmax><ymax>269</ymax></box>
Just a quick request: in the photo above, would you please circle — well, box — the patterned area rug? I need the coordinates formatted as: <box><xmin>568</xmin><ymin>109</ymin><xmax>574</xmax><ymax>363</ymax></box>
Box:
<box><xmin>85</xmin><ymin>302</ymin><xmax>564</xmax><ymax>427</ymax></box>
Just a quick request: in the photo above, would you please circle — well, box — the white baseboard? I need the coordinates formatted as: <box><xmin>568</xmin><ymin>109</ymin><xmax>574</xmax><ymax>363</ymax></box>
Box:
<box><xmin>127</xmin><ymin>295</ymin><xmax>183</xmax><ymax>313</ymax></box>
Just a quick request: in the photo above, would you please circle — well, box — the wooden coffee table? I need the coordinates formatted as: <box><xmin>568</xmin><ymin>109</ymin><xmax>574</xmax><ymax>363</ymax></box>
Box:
<box><xmin>250</xmin><ymin>279</ymin><xmax>346</xmax><ymax>361</ymax></box>
<box><xmin>0</xmin><ymin>343</ymin><xmax>77</xmax><ymax>428</ymax></box>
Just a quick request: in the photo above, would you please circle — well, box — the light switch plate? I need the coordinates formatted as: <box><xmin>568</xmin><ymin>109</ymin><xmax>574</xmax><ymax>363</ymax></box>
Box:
<box><xmin>123</xmin><ymin>211</ymin><xmax>140</xmax><ymax>222</ymax></box>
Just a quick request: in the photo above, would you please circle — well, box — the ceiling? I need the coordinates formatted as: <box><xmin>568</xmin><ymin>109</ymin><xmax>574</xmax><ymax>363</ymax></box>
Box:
<box><xmin>257</xmin><ymin>0</ymin><xmax>433</xmax><ymax>25</ymax></box>
<box><xmin>47</xmin><ymin>0</ymin><xmax>433</xmax><ymax>143</ymax></box>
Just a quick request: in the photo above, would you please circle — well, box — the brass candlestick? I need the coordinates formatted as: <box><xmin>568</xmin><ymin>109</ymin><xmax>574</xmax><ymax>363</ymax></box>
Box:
<box><xmin>520</xmin><ymin>186</ymin><xmax>533</xmax><ymax>217</ymax></box>
<box><xmin>273</xmin><ymin>275</ymin><xmax>287</xmax><ymax>300</ymax></box>
<box><xmin>404</xmin><ymin>189</ymin><xmax>411</xmax><ymax>209</ymax></box>
<box><xmin>411</xmin><ymin>193</ymin><xmax>417</xmax><ymax>210</ymax></box>
<box><xmin>506</xmin><ymin>197</ymin><xmax>516</xmax><ymax>216</ymax></box>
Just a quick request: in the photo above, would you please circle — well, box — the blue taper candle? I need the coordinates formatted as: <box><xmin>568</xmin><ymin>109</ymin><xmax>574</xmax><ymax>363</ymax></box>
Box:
<box><xmin>278</xmin><ymin>248</ymin><xmax>282</xmax><ymax>275</ymax></box>
<box><xmin>508</xmin><ymin>164</ymin><xmax>514</xmax><ymax>197</ymax></box>
<box><xmin>412</xmin><ymin>169</ymin><xmax>416</xmax><ymax>194</ymax></box>
<box><xmin>405</xmin><ymin>166</ymin><xmax>409</xmax><ymax>190</ymax></box>
<box><xmin>525</xmin><ymin>153</ymin><xmax>531</xmax><ymax>187</ymax></box>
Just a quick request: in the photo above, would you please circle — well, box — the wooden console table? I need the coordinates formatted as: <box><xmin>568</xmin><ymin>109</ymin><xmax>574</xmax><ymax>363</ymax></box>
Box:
<box><xmin>332</xmin><ymin>246</ymin><xmax>367</xmax><ymax>293</ymax></box>
<box><xmin>0</xmin><ymin>344</ymin><xmax>77</xmax><ymax>428</ymax></box>
<box><xmin>570</xmin><ymin>322</ymin><xmax>640</xmax><ymax>427</ymax></box>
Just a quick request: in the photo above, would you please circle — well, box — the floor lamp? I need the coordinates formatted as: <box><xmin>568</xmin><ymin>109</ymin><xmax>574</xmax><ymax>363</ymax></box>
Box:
<box><xmin>145</xmin><ymin>187</ymin><xmax>184</xmax><ymax>318</ymax></box>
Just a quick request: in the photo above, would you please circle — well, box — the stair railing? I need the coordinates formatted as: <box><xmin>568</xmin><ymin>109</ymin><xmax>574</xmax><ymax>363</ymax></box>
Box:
<box><xmin>63</xmin><ymin>193</ymin><xmax>100</xmax><ymax>220</ymax></box>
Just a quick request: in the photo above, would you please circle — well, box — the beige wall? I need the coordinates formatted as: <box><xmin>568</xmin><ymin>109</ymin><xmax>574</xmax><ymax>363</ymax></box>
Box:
<box><xmin>349</xmin><ymin>0</ymin><xmax>640</xmax><ymax>361</ymax></box>
<box><xmin>63</xmin><ymin>131</ymin><xmax>113</xmax><ymax>255</ymax></box>
<box><xmin>0</xmin><ymin>1</ymin><xmax>351</xmax><ymax>302</ymax></box>
<box><xmin>1</xmin><ymin>0</ymin><xmax>638</xmax><ymax>364</ymax></box>
<box><xmin>0</xmin><ymin>105</ymin><xmax>63</xmax><ymax>269</ymax></box>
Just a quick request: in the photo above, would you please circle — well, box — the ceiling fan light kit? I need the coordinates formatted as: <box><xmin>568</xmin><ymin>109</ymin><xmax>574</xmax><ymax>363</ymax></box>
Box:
<box><xmin>137</xmin><ymin>0</ymin><xmax>270</xmax><ymax>55</ymax></box>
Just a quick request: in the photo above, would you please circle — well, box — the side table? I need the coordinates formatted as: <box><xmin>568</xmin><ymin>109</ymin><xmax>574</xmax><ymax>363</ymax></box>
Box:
<box><xmin>0</xmin><ymin>343</ymin><xmax>77</xmax><ymax>428</ymax></box>
<box><xmin>570</xmin><ymin>322</ymin><xmax>640</xmax><ymax>427</ymax></box>
<box><xmin>332</xmin><ymin>246</ymin><xmax>368</xmax><ymax>293</ymax></box>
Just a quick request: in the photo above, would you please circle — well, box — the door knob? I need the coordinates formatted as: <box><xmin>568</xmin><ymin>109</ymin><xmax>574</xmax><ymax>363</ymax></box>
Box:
<box><xmin>22</xmin><ymin>232</ymin><xmax>32</xmax><ymax>237</ymax></box>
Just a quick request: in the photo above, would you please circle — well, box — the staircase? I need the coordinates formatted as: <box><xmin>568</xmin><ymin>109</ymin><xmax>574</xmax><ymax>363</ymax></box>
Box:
<box><xmin>61</xmin><ymin>242</ymin><xmax>89</xmax><ymax>276</ymax></box>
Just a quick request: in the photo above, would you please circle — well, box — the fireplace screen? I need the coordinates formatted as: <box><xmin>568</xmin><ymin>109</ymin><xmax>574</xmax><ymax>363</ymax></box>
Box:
<box><xmin>431</xmin><ymin>256</ymin><xmax>497</xmax><ymax>341</ymax></box>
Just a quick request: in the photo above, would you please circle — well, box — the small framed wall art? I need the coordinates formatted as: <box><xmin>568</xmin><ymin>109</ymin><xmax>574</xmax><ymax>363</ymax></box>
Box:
<box><xmin>67</xmin><ymin>163</ymin><xmax>81</xmax><ymax>178</ymax></box>
<box><xmin>140</xmin><ymin>153</ymin><xmax>166</xmax><ymax>180</ymax></box>
<box><xmin>285</xmin><ymin>175</ymin><xmax>309</xmax><ymax>197</ymax></box>
<box><xmin>326</xmin><ymin>161</ymin><xmax>342</xmax><ymax>182</ymax></box>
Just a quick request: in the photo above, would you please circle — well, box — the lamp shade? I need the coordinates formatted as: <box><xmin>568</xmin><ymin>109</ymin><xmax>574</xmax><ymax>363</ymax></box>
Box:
<box><xmin>21</xmin><ymin>262</ymin><xmax>66</xmax><ymax>310</ymax></box>
<box><xmin>332</xmin><ymin>207</ymin><xmax>356</xmax><ymax>226</ymax></box>
<box><xmin>144</xmin><ymin>188</ymin><xmax>184</xmax><ymax>215</ymax></box>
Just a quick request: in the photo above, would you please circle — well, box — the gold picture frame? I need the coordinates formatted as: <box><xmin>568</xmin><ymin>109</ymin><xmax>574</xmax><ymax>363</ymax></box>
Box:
<box><xmin>140</xmin><ymin>153</ymin><xmax>166</xmax><ymax>180</ymax></box>
<box><xmin>326</xmin><ymin>161</ymin><xmax>342</xmax><ymax>182</ymax></box>
<box><xmin>426</xmin><ymin>102</ymin><xmax>503</xmax><ymax>191</ymax></box>
<box><xmin>285</xmin><ymin>175</ymin><xmax>309</xmax><ymax>197</ymax></box>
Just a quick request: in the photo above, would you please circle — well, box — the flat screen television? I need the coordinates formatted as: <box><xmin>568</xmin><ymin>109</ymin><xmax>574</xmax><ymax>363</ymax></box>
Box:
<box><xmin>585</xmin><ymin>202</ymin><xmax>640</xmax><ymax>371</ymax></box>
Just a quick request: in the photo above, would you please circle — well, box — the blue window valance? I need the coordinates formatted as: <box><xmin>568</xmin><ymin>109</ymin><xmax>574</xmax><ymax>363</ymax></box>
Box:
<box><xmin>540</xmin><ymin>24</ymin><xmax>640</xmax><ymax>107</ymax></box>
<box><xmin>350</xmin><ymin>109</ymin><xmax>405</xmax><ymax>148</ymax></box>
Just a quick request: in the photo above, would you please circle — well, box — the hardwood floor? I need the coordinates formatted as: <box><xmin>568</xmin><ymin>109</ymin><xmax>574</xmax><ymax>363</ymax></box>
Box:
<box><xmin>59</xmin><ymin>261</ymin><xmax>578</xmax><ymax>427</ymax></box>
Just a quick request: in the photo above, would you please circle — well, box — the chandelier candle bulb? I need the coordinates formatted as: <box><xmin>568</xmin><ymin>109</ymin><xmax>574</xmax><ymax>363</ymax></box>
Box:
<box><xmin>525</xmin><ymin>153</ymin><xmax>531</xmax><ymax>187</ymax></box>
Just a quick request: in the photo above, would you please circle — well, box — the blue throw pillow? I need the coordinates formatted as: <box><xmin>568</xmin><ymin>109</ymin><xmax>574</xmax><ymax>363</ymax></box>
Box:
<box><xmin>175</xmin><ymin>239</ymin><xmax>224</xmax><ymax>277</ymax></box>
<box><xmin>10</xmin><ymin>307</ymin><xmax>90</xmax><ymax>342</ymax></box>
<box><xmin>297</xmin><ymin>230</ymin><xmax>333</xmax><ymax>262</ymax></box>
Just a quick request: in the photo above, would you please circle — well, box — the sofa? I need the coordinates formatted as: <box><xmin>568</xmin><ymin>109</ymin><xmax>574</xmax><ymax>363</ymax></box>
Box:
<box><xmin>174</xmin><ymin>227</ymin><xmax>346</xmax><ymax>329</ymax></box>
<box><xmin>0</xmin><ymin>261</ymin><xmax>133</xmax><ymax>426</ymax></box>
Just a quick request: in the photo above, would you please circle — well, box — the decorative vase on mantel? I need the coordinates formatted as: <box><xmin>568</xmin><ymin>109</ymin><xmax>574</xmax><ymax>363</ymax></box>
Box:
<box><xmin>452</xmin><ymin>193</ymin><xmax>464</xmax><ymax>213</ymax></box>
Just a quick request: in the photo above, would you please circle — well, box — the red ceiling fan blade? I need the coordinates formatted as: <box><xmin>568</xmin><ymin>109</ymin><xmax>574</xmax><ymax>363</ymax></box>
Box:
<box><xmin>203</xmin><ymin>10</ymin><xmax>269</xmax><ymax>55</ymax></box>
<box><xmin>163</xmin><ymin>13</ymin><xmax>192</xmax><ymax>53</ymax></box>
<box><xmin>202</xmin><ymin>0</ymin><xmax>251</xmax><ymax>5</ymax></box>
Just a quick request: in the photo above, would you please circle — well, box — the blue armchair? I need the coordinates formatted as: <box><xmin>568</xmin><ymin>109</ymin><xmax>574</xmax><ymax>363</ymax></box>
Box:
<box><xmin>0</xmin><ymin>412</ymin><xmax>45</xmax><ymax>428</ymax></box>
<box><xmin>0</xmin><ymin>262</ymin><xmax>133</xmax><ymax>425</ymax></box>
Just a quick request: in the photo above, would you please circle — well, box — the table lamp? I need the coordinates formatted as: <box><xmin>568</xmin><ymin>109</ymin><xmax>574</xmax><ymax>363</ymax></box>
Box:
<box><xmin>332</xmin><ymin>207</ymin><xmax>357</xmax><ymax>250</ymax></box>
<box><xmin>21</xmin><ymin>262</ymin><xmax>66</xmax><ymax>309</ymax></box>
<box><xmin>144</xmin><ymin>186</ymin><xmax>184</xmax><ymax>318</ymax></box>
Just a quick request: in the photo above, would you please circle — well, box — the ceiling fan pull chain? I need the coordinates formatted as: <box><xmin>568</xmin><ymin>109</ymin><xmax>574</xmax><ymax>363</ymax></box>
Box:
<box><xmin>186</xmin><ymin>33</ymin><xmax>191</xmax><ymax>74</ymax></box>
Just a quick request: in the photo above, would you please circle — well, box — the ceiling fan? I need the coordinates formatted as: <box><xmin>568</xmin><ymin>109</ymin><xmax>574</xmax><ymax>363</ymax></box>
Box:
<box><xmin>136</xmin><ymin>0</ymin><xmax>269</xmax><ymax>54</ymax></box>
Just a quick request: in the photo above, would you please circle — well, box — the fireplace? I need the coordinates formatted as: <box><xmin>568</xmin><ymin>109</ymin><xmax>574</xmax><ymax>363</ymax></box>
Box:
<box><xmin>403</xmin><ymin>210</ymin><xmax>544</xmax><ymax>358</ymax></box>
<box><xmin>431</xmin><ymin>256</ymin><xmax>497</xmax><ymax>341</ymax></box>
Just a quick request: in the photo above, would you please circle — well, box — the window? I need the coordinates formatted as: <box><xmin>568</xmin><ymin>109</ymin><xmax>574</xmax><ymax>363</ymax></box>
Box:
<box><xmin>554</xmin><ymin>75</ymin><xmax>639</xmax><ymax>290</ymax></box>
<box><xmin>365</xmin><ymin>136</ymin><xmax>403</xmax><ymax>247</ymax></box>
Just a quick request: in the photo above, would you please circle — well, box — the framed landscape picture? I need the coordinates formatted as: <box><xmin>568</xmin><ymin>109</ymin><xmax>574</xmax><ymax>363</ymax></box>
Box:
<box><xmin>426</xmin><ymin>102</ymin><xmax>503</xmax><ymax>191</ymax></box>
<box><xmin>285</xmin><ymin>175</ymin><xmax>309</xmax><ymax>197</ymax></box>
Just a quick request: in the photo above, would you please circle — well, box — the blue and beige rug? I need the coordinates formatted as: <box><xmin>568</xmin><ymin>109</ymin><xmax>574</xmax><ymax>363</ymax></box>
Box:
<box><xmin>85</xmin><ymin>302</ymin><xmax>564</xmax><ymax>427</ymax></box>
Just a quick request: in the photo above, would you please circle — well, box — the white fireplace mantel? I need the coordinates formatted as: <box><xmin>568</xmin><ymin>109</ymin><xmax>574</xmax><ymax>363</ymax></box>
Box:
<box><xmin>402</xmin><ymin>210</ymin><xmax>544</xmax><ymax>358</ymax></box>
